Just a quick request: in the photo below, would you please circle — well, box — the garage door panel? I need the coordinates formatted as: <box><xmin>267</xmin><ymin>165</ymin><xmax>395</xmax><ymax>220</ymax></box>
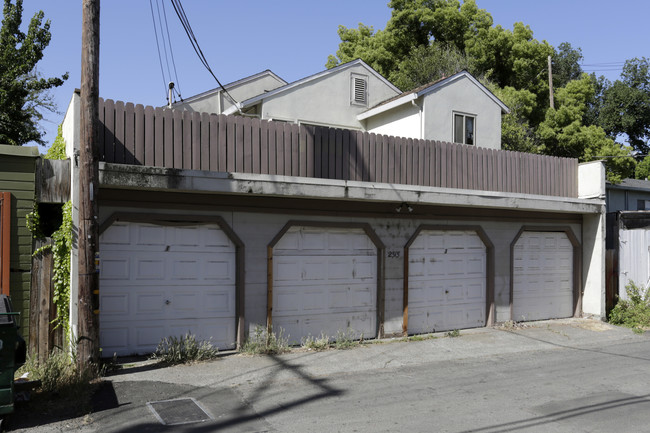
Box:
<box><xmin>273</xmin><ymin>226</ymin><xmax>377</xmax><ymax>343</ymax></box>
<box><xmin>101</xmin><ymin>256</ymin><xmax>130</xmax><ymax>280</ymax></box>
<box><xmin>137</xmin><ymin>225</ymin><xmax>167</xmax><ymax>246</ymax></box>
<box><xmin>171</xmin><ymin>259</ymin><xmax>200</xmax><ymax>280</ymax></box>
<box><xmin>135</xmin><ymin>258</ymin><xmax>165</xmax><ymax>280</ymax></box>
<box><xmin>204</xmin><ymin>259</ymin><xmax>235</xmax><ymax>282</ymax></box>
<box><xmin>408</xmin><ymin>230</ymin><xmax>487</xmax><ymax>334</ymax></box>
<box><xmin>100</xmin><ymin>294</ymin><xmax>129</xmax><ymax>315</ymax></box>
<box><xmin>274</xmin><ymin>311</ymin><xmax>375</xmax><ymax>345</ymax></box>
<box><xmin>100</xmin><ymin>222</ymin><xmax>237</xmax><ymax>356</ymax></box>
<box><xmin>101</xmin><ymin>223</ymin><xmax>131</xmax><ymax>245</ymax></box>
<box><xmin>513</xmin><ymin>231</ymin><xmax>574</xmax><ymax>321</ymax></box>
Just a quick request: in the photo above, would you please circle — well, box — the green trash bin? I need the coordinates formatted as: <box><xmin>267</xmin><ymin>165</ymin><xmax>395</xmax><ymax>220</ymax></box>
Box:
<box><xmin>0</xmin><ymin>295</ymin><xmax>25</xmax><ymax>421</ymax></box>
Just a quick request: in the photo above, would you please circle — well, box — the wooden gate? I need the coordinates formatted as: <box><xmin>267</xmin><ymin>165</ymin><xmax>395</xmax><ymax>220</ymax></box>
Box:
<box><xmin>29</xmin><ymin>238</ymin><xmax>64</xmax><ymax>361</ymax></box>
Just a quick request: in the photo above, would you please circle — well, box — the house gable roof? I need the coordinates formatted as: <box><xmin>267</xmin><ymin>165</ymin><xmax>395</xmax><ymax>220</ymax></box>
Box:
<box><xmin>174</xmin><ymin>69</ymin><xmax>287</xmax><ymax>105</ymax></box>
<box><xmin>357</xmin><ymin>70</ymin><xmax>510</xmax><ymax>121</ymax></box>
<box><xmin>224</xmin><ymin>59</ymin><xmax>401</xmax><ymax>115</ymax></box>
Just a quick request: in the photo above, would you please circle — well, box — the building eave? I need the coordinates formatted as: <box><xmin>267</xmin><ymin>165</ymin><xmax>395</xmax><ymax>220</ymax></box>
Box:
<box><xmin>99</xmin><ymin>162</ymin><xmax>603</xmax><ymax>215</ymax></box>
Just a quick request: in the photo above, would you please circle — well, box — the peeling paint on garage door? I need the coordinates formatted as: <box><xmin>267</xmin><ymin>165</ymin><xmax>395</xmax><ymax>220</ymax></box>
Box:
<box><xmin>99</xmin><ymin>222</ymin><xmax>237</xmax><ymax>356</ymax></box>
<box><xmin>271</xmin><ymin>226</ymin><xmax>378</xmax><ymax>344</ymax></box>
<box><xmin>407</xmin><ymin>229</ymin><xmax>487</xmax><ymax>334</ymax></box>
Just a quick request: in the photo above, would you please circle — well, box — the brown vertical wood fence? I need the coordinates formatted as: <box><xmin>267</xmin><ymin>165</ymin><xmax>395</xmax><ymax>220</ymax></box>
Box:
<box><xmin>98</xmin><ymin>98</ymin><xmax>579</xmax><ymax>198</ymax></box>
<box><xmin>29</xmin><ymin>238</ymin><xmax>63</xmax><ymax>361</ymax></box>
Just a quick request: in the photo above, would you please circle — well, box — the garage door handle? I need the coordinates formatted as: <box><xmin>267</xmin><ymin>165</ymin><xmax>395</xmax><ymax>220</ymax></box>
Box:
<box><xmin>165</xmin><ymin>300</ymin><xmax>171</xmax><ymax>305</ymax></box>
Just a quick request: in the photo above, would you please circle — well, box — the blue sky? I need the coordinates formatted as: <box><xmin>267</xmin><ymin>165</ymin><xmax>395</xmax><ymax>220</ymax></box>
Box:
<box><xmin>20</xmin><ymin>0</ymin><xmax>650</xmax><ymax>150</ymax></box>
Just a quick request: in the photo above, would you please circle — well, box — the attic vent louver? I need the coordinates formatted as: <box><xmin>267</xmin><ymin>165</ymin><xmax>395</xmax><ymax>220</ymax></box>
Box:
<box><xmin>351</xmin><ymin>74</ymin><xmax>368</xmax><ymax>106</ymax></box>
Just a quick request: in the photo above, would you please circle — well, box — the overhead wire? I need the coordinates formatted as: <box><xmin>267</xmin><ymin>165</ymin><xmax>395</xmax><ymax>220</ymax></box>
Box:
<box><xmin>160</xmin><ymin>0</ymin><xmax>182</xmax><ymax>99</ymax></box>
<box><xmin>148</xmin><ymin>0</ymin><xmax>168</xmax><ymax>100</ymax></box>
<box><xmin>154</xmin><ymin>0</ymin><xmax>173</xmax><ymax>91</ymax></box>
<box><xmin>170</xmin><ymin>0</ymin><xmax>238</xmax><ymax>106</ymax></box>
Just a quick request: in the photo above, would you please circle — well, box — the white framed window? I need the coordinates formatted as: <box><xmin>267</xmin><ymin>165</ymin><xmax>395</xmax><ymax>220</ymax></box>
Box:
<box><xmin>351</xmin><ymin>74</ymin><xmax>368</xmax><ymax>106</ymax></box>
<box><xmin>453</xmin><ymin>112</ymin><xmax>476</xmax><ymax>145</ymax></box>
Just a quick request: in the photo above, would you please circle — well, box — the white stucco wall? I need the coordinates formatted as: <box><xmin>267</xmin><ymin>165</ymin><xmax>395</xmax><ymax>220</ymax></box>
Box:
<box><xmin>259</xmin><ymin>63</ymin><xmax>400</xmax><ymax>130</ymax></box>
<box><xmin>366</xmin><ymin>102</ymin><xmax>421</xmax><ymax>139</ymax></box>
<box><xmin>175</xmin><ymin>74</ymin><xmax>286</xmax><ymax>114</ymax></box>
<box><xmin>422</xmin><ymin>76</ymin><xmax>503</xmax><ymax>149</ymax></box>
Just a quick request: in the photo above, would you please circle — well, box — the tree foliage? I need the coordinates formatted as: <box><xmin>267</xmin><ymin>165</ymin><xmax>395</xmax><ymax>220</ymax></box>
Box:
<box><xmin>0</xmin><ymin>0</ymin><xmax>68</xmax><ymax>146</ymax></box>
<box><xmin>327</xmin><ymin>0</ymin><xmax>645</xmax><ymax>182</ymax></box>
<box><xmin>598</xmin><ymin>58</ymin><xmax>650</xmax><ymax>155</ymax></box>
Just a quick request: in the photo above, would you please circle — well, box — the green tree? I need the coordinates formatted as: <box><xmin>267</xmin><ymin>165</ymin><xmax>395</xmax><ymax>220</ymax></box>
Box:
<box><xmin>536</xmin><ymin>74</ymin><xmax>634</xmax><ymax>181</ymax></box>
<box><xmin>391</xmin><ymin>42</ymin><xmax>473</xmax><ymax>90</ymax></box>
<box><xmin>552</xmin><ymin>42</ymin><xmax>583</xmax><ymax>89</ymax></box>
<box><xmin>635</xmin><ymin>155</ymin><xmax>650</xmax><ymax>180</ymax></box>
<box><xmin>0</xmin><ymin>0</ymin><xmax>68</xmax><ymax>146</ymax></box>
<box><xmin>326</xmin><ymin>0</ymin><xmax>492</xmax><ymax>85</ymax></box>
<box><xmin>598</xmin><ymin>58</ymin><xmax>650</xmax><ymax>155</ymax></box>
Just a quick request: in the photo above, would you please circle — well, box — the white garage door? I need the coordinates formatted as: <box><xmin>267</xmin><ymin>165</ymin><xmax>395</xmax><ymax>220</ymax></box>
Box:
<box><xmin>513</xmin><ymin>231</ymin><xmax>573</xmax><ymax>321</ymax></box>
<box><xmin>99</xmin><ymin>222</ymin><xmax>237</xmax><ymax>356</ymax></box>
<box><xmin>273</xmin><ymin>226</ymin><xmax>377</xmax><ymax>344</ymax></box>
<box><xmin>408</xmin><ymin>230</ymin><xmax>486</xmax><ymax>334</ymax></box>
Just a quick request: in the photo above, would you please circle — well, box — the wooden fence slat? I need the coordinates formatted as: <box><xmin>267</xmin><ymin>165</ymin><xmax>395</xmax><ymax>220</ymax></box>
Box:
<box><xmin>328</xmin><ymin>128</ymin><xmax>336</xmax><ymax>179</ymax></box>
<box><xmin>252</xmin><ymin>118</ymin><xmax>261</xmax><ymax>174</ymax></box>
<box><xmin>114</xmin><ymin>101</ymin><xmax>125</xmax><ymax>163</ymax></box>
<box><xmin>154</xmin><ymin>107</ymin><xmax>164</xmax><ymax>166</ymax></box>
<box><xmin>176</xmin><ymin>110</ymin><xmax>187</xmax><ymax>169</ymax></box>
<box><xmin>334</xmin><ymin>129</ymin><xmax>343</xmax><ymax>180</ymax></box>
<box><xmin>243</xmin><ymin>117</ymin><xmax>253</xmax><ymax>173</ymax></box>
<box><xmin>299</xmin><ymin>124</ymin><xmax>307</xmax><ymax>177</ymax></box>
<box><xmin>191</xmin><ymin>112</ymin><xmax>201</xmax><ymax>170</ymax></box>
<box><xmin>98</xmin><ymin>98</ymin><xmax>105</xmax><ymax>160</ymax></box>
<box><xmin>134</xmin><ymin>104</ymin><xmax>145</xmax><ymax>165</ymax></box>
<box><xmin>125</xmin><ymin>102</ymin><xmax>135</xmax><ymax>164</ymax></box>
<box><xmin>368</xmin><ymin>133</ymin><xmax>376</xmax><ymax>182</ymax></box>
<box><xmin>201</xmin><ymin>112</ymin><xmax>210</xmax><ymax>170</ymax></box>
<box><xmin>305</xmin><ymin>125</ymin><xmax>314</xmax><ymax>177</ymax></box>
<box><xmin>186</xmin><ymin>111</ymin><xmax>197</xmax><ymax>169</ymax></box>
<box><xmin>226</xmin><ymin>115</ymin><xmax>237</xmax><ymax>172</ymax></box>
<box><xmin>218</xmin><ymin>115</ymin><xmax>227</xmax><ymax>172</ymax></box>
<box><xmin>342</xmin><ymin>129</ymin><xmax>350</xmax><ymax>180</ymax></box>
<box><xmin>236</xmin><ymin>118</ymin><xmax>245</xmax><ymax>172</ymax></box>
<box><xmin>260</xmin><ymin>119</ymin><xmax>269</xmax><ymax>174</ymax></box>
<box><xmin>209</xmin><ymin>114</ymin><xmax>219</xmax><ymax>171</ymax></box>
<box><xmin>104</xmin><ymin>99</ymin><xmax>115</xmax><ymax>163</ymax></box>
<box><xmin>313</xmin><ymin>125</ymin><xmax>321</xmax><ymax>178</ymax></box>
<box><xmin>290</xmin><ymin>123</ymin><xmax>299</xmax><ymax>176</ymax></box>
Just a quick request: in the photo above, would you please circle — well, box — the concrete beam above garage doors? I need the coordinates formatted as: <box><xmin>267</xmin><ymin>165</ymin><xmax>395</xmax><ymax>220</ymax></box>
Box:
<box><xmin>98</xmin><ymin>213</ymin><xmax>246</xmax><ymax>349</ymax></box>
<box><xmin>98</xmin><ymin>163</ymin><xmax>604</xmax><ymax>215</ymax></box>
<box><xmin>267</xmin><ymin>220</ymin><xmax>385</xmax><ymax>342</ymax></box>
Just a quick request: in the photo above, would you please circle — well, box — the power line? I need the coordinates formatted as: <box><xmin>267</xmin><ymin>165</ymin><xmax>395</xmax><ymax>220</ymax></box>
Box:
<box><xmin>154</xmin><ymin>0</ymin><xmax>173</xmax><ymax>89</ymax></box>
<box><xmin>170</xmin><ymin>0</ymin><xmax>238</xmax><ymax>106</ymax></box>
<box><xmin>148</xmin><ymin>0</ymin><xmax>168</xmax><ymax>99</ymax></box>
<box><xmin>160</xmin><ymin>0</ymin><xmax>182</xmax><ymax>99</ymax></box>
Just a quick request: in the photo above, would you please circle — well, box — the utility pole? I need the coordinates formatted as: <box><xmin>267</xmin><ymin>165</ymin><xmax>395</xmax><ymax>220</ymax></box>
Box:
<box><xmin>548</xmin><ymin>55</ymin><xmax>554</xmax><ymax>109</ymax></box>
<box><xmin>78</xmin><ymin>0</ymin><xmax>100</xmax><ymax>366</ymax></box>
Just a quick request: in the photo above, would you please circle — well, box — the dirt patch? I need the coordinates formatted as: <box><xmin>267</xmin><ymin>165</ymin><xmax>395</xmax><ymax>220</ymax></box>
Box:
<box><xmin>572</xmin><ymin>321</ymin><xmax>614</xmax><ymax>332</ymax></box>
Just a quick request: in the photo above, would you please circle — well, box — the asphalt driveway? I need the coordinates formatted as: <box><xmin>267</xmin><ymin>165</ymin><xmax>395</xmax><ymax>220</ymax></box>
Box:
<box><xmin>10</xmin><ymin>318</ymin><xmax>650</xmax><ymax>432</ymax></box>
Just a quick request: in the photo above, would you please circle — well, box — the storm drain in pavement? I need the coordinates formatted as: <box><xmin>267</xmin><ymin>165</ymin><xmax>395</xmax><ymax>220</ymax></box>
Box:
<box><xmin>147</xmin><ymin>397</ymin><xmax>214</xmax><ymax>425</ymax></box>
